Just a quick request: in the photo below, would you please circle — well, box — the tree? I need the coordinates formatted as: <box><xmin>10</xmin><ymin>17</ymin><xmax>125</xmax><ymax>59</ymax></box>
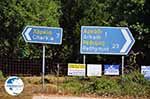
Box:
<box><xmin>0</xmin><ymin>0</ymin><xmax>150</xmax><ymax>66</ymax></box>
<box><xmin>60</xmin><ymin>0</ymin><xmax>111</xmax><ymax>63</ymax></box>
<box><xmin>61</xmin><ymin>0</ymin><xmax>150</xmax><ymax>65</ymax></box>
<box><xmin>105</xmin><ymin>0</ymin><xmax>150</xmax><ymax>66</ymax></box>
<box><xmin>0</xmin><ymin>0</ymin><xmax>61</xmax><ymax>58</ymax></box>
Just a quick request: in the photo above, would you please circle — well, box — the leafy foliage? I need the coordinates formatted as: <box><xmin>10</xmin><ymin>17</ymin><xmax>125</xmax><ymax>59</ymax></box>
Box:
<box><xmin>0</xmin><ymin>0</ymin><xmax>150</xmax><ymax>65</ymax></box>
<box><xmin>0</xmin><ymin>70</ymin><xmax>4</xmax><ymax>80</ymax></box>
<box><xmin>59</xmin><ymin>73</ymin><xmax>150</xmax><ymax>97</ymax></box>
<box><xmin>0</xmin><ymin>0</ymin><xmax>61</xmax><ymax>58</ymax></box>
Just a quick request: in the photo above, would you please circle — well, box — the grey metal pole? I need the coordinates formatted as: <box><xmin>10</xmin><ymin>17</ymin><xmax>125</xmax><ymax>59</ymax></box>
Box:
<box><xmin>57</xmin><ymin>64</ymin><xmax>60</xmax><ymax>76</ymax></box>
<box><xmin>83</xmin><ymin>55</ymin><xmax>86</xmax><ymax>77</ymax></box>
<box><xmin>122</xmin><ymin>56</ymin><xmax>125</xmax><ymax>76</ymax></box>
<box><xmin>42</xmin><ymin>45</ymin><xmax>45</xmax><ymax>89</ymax></box>
<box><xmin>83</xmin><ymin>55</ymin><xmax>86</xmax><ymax>65</ymax></box>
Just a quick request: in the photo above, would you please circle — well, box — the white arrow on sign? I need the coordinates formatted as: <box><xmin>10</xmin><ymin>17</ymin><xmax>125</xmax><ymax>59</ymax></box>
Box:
<box><xmin>24</xmin><ymin>28</ymin><xmax>32</xmax><ymax>40</ymax></box>
<box><xmin>120</xmin><ymin>28</ymin><xmax>132</xmax><ymax>53</ymax></box>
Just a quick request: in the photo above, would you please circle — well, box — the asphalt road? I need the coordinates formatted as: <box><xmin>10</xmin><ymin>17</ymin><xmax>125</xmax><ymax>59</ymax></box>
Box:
<box><xmin>33</xmin><ymin>95</ymin><xmax>115</xmax><ymax>99</ymax></box>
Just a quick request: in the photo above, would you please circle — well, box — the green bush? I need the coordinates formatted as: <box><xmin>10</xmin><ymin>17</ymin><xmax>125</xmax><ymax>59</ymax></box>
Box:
<box><xmin>60</xmin><ymin>77</ymin><xmax>83</xmax><ymax>94</ymax></box>
<box><xmin>59</xmin><ymin>73</ymin><xmax>150</xmax><ymax>97</ymax></box>
<box><xmin>82</xmin><ymin>77</ymin><xmax>121</xmax><ymax>96</ymax></box>
<box><xmin>96</xmin><ymin>77</ymin><xmax>121</xmax><ymax>95</ymax></box>
<box><xmin>122</xmin><ymin>71</ymin><xmax>147</xmax><ymax>84</ymax></box>
<box><xmin>121</xmin><ymin>71</ymin><xmax>150</xmax><ymax>97</ymax></box>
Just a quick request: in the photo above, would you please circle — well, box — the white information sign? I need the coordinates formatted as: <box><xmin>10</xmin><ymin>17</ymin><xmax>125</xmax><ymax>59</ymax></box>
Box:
<box><xmin>87</xmin><ymin>64</ymin><xmax>102</xmax><ymax>76</ymax></box>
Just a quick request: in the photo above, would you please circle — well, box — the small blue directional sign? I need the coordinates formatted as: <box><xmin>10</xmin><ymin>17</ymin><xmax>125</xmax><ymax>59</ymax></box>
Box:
<box><xmin>22</xmin><ymin>26</ymin><xmax>63</xmax><ymax>44</ymax></box>
<box><xmin>80</xmin><ymin>26</ymin><xmax>135</xmax><ymax>55</ymax></box>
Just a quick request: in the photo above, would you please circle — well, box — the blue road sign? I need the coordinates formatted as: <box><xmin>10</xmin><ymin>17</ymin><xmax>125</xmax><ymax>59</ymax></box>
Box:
<box><xmin>22</xmin><ymin>26</ymin><xmax>63</xmax><ymax>44</ymax></box>
<box><xmin>141</xmin><ymin>66</ymin><xmax>150</xmax><ymax>80</ymax></box>
<box><xmin>104</xmin><ymin>64</ymin><xmax>120</xmax><ymax>75</ymax></box>
<box><xmin>80</xmin><ymin>26</ymin><xmax>135</xmax><ymax>55</ymax></box>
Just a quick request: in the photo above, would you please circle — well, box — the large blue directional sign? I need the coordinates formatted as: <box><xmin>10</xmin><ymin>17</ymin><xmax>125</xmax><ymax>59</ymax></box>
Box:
<box><xmin>22</xmin><ymin>26</ymin><xmax>63</xmax><ymax>44</ymax></box>
<box><xmin>80</xmin><ymin>26</ymin><xmax>135</xmax><ymax>55</ymax></box>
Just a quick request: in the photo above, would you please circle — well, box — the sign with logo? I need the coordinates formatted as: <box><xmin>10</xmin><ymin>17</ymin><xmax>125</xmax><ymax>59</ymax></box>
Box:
<box><xmin>104</xmin><ymin>65</ymin><xmax>120</xmax><ymax>75</ymax></box>
<box><xmin>68</xmin><ymin>63</ymin><xmax>85</xmax><ymax>76</ymax></box>
<box><xmin>4</xmin><ymin>76</ymin><xmax>24</xmax><ymax>96</ymax></box>
<box><xmin>22</xmin><ymin>26</ymin><xmax>63</xmax><ymax>44</ymax></box>
<box><xmin>87</xmin><ymin>64</ymin><xmax>102</xmax><ymax>76</ymax></box>
<box><xmin>80</xmin><ymin>26</ymin><xmax>135</xmax><ymax>55</ymax></box>
<box><xmin>141</xmin><ymin>66</ymin><xmax>150</xmax><ymax>80</ymax></box>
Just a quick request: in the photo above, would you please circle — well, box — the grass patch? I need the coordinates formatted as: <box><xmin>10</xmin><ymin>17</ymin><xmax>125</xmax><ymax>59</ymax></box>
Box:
<box><xmin>121</xmin><ymin>71</ymin><xmax>150</xmax><ymax>97</ymax></box>
<box><xmin>58</xmin><ymin>72</ymin><xmax>150</xmax><ymax>98</ymax></box>
<box><xmin>0</xmin><ymin>72</ymin><xmax>150</xmax><ymax>98</ymax></box>
<box><xmin>0</xmin><ymin>70</ymin><xmax>4</xmax><ymax>80</ymax></box>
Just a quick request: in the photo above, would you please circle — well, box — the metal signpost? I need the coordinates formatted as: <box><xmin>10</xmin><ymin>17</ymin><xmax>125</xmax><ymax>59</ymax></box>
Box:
<box><xmin>80</xmin><ymin>26</ymin><xmax>135</xmax><ymax>75</ymax></box>
<box><xmin>22</xmin><ymin>26</ymin><xmax>63</xmax><ymax>89</ymax></box>
<box><xmin>122</xmin><ymin>56</ymin><xmax>125</xmax><ymax>75</ymax></box>
<box><xmin>83</xmin><ymin>55</ymin><xmax>86</xmax><ymax>77</ymax></box>
<box><xmin>42</xmin><ymin>45</ymin><xmax>45</xmax><ymax>88</ymax></box>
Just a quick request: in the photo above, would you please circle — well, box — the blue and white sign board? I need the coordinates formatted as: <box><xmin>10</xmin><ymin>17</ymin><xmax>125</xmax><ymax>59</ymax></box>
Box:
<box><xmin>4</xmin><ymin>76</ymin><xmax>24</xmax><ymax>96</ymax></box>
<box><xmin>87</xmin><ymin>64</ymin><xmax>102</xmax><ymax>76</ymax></box>
<box><xmin>22</xmin><ymin>26</ymin><xmax>63</xmax><ymax>44</ymax></box>
<box><xmin>104</xmin><ymin>65</ymin><xmax>120</xmax><ymax>75</ymax></box>
<box><xmin>80</xmin><ymin>26</ymin><xmax>135</xmax><ymax>55</ymax></box>
<box><xmin>141</xmin><ymin>66</ymin><xmax>150</xmax><ymax>80</ymax></box>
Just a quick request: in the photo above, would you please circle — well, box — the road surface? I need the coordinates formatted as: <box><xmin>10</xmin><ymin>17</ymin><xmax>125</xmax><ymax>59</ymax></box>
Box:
<box><xmin>33</xmin><ymin>95</ymin><xmax>116</xmax><ymax>99</ymax></box>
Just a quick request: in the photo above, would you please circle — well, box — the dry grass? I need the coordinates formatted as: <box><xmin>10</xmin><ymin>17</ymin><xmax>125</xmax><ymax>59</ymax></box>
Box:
<box><xmin>0</xmin><ymin>76</ymin><xmax>69</xmax><ymax>99</ymax></box>
<box><xmin>22</xmin><ymin>75</ymin><xmax>66</xmax><ymax>84</ymax></box>
<box><xmin>0</xmin><ymin>80</ymin><xmax>32</xmax><ymax>99</ymax></box>
<box><xmin>0</xmin><ymin>76</ymin><xmax>149</xmax><ymax>99</ymax></box>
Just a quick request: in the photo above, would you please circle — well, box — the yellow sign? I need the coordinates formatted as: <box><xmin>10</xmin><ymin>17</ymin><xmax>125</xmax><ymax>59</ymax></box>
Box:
<box><xmin>68</xmin><ymin>63</ymin><xmax>85</xmax><ymax>69</ymax></box>
<box><xmin>68</xmin><ymin>63</ymin><xmax>85</xmax><ymax>76</ymax></box>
